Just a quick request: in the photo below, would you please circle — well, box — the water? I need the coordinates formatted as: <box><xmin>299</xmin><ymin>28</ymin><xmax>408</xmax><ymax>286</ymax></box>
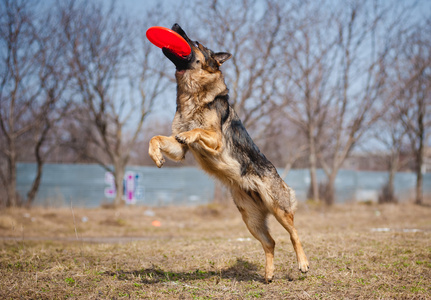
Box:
<box><xmin>16</xmin><ymin>163</ymin><xmax>429</xmax><ymax>207</ymax></box>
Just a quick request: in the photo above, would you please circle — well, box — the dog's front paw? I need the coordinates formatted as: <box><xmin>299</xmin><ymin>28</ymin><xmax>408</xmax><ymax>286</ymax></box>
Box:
<box><xmin>148</xmin><ymin>137</ymin><xmax>165</xmax><ymax>168</ymax></box>
<box><xmin>149</xmin><ymin>150</ymin><xmax>165</xmax><ymax>168</ymax></box>
<box><xmin>175</xmin><ymin>132</ymin><xmax>193</xmax><ymax>145</ymax></box>
<box><xmin>155</xmin><ymin>156</ymin><xmax>165</xmax><ymax>168</ymax></box>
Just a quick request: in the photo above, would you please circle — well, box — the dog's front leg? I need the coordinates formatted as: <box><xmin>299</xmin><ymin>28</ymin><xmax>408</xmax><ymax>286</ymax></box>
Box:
<box><xmin>148</xmin><ymin>135</ymin><xmax>187</xmax><ymax>168</ymax></box>
<box><xmin>175</xmin><ymin>128</ymin><xmax>222</xmax><ymax>154</ymax></box>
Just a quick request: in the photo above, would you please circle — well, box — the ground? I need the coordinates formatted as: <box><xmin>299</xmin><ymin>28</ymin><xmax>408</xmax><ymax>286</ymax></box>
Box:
<box><xmin>0</xmin><ymin>202</ymin><xmax>430</xmax><ymax>299</ymax></box>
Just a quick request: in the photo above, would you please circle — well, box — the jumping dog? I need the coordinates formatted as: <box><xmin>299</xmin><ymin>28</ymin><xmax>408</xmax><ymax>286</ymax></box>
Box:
<box><xmin>149</xmin><ymin>24</ymin><xmax>309</xmax><ymax>282</ymax></box>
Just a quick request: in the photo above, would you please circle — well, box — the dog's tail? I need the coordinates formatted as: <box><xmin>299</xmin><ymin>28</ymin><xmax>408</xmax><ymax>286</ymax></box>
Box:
<box><xmin>251</xmin><ymin>177</ymin><xmax>298</xmax><ymax>214</ymax></box>
<box><xmin>285</xmin><ymin>184</ymin><xmax>298</xmax><ymax>213</ymax></box>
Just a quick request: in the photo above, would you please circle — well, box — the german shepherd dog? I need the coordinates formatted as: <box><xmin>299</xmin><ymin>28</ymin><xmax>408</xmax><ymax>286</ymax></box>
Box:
<box><xmin>149</xmin><ymin>24</ymin><xmax>309</xmax><ymax>282</ymax></box>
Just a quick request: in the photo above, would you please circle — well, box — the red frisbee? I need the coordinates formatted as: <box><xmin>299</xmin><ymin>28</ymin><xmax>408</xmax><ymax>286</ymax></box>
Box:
<box><xmin>146</xmin><ymin>26</ymin><xmax>191</xmax><ymax>56</ymax></box>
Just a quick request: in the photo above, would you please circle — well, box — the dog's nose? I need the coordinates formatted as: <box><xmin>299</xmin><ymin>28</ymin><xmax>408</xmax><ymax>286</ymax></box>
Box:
<box><xmin>172</xmin><ymin>23</ymin><xmax>181</xmax><ymax>31</ymax></box>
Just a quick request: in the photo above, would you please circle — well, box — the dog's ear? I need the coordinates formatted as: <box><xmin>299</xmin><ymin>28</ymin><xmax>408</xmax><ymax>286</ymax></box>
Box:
<box><xmin>214</xmin><ymin>52</ymin><xmax>232</xmax><ymax>66</ymax></box>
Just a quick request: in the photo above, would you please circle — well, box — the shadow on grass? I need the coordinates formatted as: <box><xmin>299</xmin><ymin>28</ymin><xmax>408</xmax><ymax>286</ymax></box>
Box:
<box><xmin>104</xmin><ymin>258</ymin><xmax>265</xmax><ymax>283</ymax></box>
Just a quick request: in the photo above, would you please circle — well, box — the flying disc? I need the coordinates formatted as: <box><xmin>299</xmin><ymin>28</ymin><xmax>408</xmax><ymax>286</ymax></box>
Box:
<box><xmin>146</xmin><ymin>26</ymin><xmax>191</xmax><ymax>56</ymax></box>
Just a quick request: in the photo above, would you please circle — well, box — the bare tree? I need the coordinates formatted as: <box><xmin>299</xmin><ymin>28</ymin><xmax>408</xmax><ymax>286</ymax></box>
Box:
<box><xmin>278</xmin><ymin>0</ymin><xmax>339</xmax><ymax>202</ymax></box>
<box><xmin>0</xmin><ymin>0</ymin><xmax>69</xmax><ymax>207</ymax></box>
<box><xmin>370</xmin><ymin>18</ymin><xmax>430</xmax><ymax>204</ymax></box>
<box><xmin>393</xmin><ymin>20</ymin><xmax>431</xmax><ymax>205</ymax></box>
<box><xmin>372</xmin><ymin>105</ymin><xmax>408</xmax><ymax>203</ymax></box>
<box><xmin>0</xmin><ymin>0</ymin><xmax>36</xmax><ymax>207</ymax></box>
<box><xmin>60</xmin><ymin>1</ymin><xmax>168</xmax><ymax>206</ymax></box>
<box><xmin>25</xmin><ymin>6</ymin><xmax>73</xmax><ymax>207</ymax></box>
<box><xmin>274</xmin><ymin>0</ymin><xmax>419</xmax><ymax>204</ymax></box>
<box><xmin>314</xmin><ymin>1</ymin><xmax>411</xmax><ymax>204</ymax></box>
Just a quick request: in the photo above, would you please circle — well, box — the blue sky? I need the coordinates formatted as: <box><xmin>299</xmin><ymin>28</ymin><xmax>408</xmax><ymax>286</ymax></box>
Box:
<box><xmin>120</xmin><ymin>0</ymin><xmax>431</xmax><ymax>22</ymax></box>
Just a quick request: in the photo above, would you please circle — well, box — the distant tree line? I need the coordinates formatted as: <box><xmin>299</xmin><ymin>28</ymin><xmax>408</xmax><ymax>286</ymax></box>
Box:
<box><xmin>0</xmin><ymin>0</ymin><xmax>429</xmax><ymax>207</ymax></box>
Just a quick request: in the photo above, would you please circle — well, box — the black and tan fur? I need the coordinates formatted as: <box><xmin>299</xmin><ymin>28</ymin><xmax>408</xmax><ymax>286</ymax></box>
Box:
<box><xmin>149</xmin><ymin>24</ymin><xmax>309</xmax><ymax>282</ymax></box>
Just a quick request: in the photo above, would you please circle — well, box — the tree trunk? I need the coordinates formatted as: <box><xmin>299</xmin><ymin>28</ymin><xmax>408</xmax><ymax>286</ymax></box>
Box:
<box><xmin>416</xmin><ymin>167</ymin><xmax>423</xmax><ymax>205</ymax></box>
<box><xmin>7</xmin><ymin>141</ymin><xmax>18</xmax><ymax>207</ymax></box>
<box><xmin>415</xmin><ymin>98</ymin><xmax>425</xmax><ymax>205</ymax></box>
<box><xmin>26</xmin><ymin>132</ymin><xmax>48</xmax><ymax>208</ymax></box>
<box><xmin>379</xmin><ymin>151</ymin><xmax>399</xmax><ymax>204</ymax></box>
<box><xmin>415</xmin><ymin>145</ymin><xmax>424</xmax><ymax>205</ymax></box>
<box><xmin>308</xmin><ymin>131</ymin><xmax>319</xmax><ymax>202</ymax></box>
<box><xmin>114</xmin><ymin>165</ymin><xmax>125</xmax><ymax>207</ymax></box>
<box><xmin>324</xmin><ymin>173</ymin><xmax>337</xmax><ymax>205</ymax></box>
<box><xmin>26</xmin><ymin>158</ymin><xmax>44</xmax><ymax>208</ymax></box>
<box><xmin>387</xmin><ymin>151</ymin><xmax>399</xmax><ymax>203</ymax></box>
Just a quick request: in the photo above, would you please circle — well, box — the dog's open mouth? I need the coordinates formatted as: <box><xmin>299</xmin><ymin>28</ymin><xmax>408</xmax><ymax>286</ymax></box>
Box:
<box><xmin>162</xmin><ymin>24</ymin><xmax>194</xmax><ymax>71</ymax></box>
<box><xmin>162</xmin><ymin>47</ymin><xmax>193</xmax><ymax>71</ymax></box>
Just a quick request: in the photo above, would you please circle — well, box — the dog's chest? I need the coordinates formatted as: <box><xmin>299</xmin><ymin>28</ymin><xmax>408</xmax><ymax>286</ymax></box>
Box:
<box><xmin>174</xmin><ymin>117</ymin><xmax>201</xmax><ymax>133</ymax></box>
<box><xmin>173</xmin><ymin>104</ymin><xmax>218</xmax><ymax>134</ymax></box>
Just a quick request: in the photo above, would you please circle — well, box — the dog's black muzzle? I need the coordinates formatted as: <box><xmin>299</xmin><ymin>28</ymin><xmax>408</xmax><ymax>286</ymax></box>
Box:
<box><xmin>162</xmin><ymin>24</ymin><xmax>195</xmax><ymax>71</ymax></box>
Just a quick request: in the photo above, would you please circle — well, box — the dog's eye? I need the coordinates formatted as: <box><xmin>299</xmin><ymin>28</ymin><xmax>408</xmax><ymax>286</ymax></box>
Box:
<box><xmin>196</xmin><ymin>60</ymin><xmax>200</xmax><ymax>64</ymax></box>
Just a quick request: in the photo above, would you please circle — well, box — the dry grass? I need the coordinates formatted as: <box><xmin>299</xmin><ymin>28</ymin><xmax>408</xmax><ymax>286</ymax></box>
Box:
<box><xmin>0</xmin><ymin>202</ymin><xmax>430</xmax><ymax>299</ymax></box>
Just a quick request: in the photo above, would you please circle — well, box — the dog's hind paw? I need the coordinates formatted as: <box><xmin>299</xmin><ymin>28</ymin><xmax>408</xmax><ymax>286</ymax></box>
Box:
<box><xmin>298</xmin><ymin>260</ymin><xmax>309</xmax><ymax>273</ymax></box>
<box><xmin>264</xmin><ymin>276</ymin><xmax>273</xmax><ymax>284</ymax></box>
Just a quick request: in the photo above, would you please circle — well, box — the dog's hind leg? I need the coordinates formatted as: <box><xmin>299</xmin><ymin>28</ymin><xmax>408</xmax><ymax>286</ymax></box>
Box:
<box><xmin>273</xmin><ymin>207</ymin><xmax>309</xmax><ymax>273</ymax></box>
<box><xmin>149</xmin><ymin>135</ymin><xmax>187</xmax><ymax>168</ymax></box>
<box><xmin>233</xmin><ymin>190</ymin><xmax>276</xmax><ymax>283</ymax></box>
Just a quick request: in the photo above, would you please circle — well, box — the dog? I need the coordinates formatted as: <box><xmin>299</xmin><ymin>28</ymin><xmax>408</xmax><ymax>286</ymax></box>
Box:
<box><xmin>148</xmin><ymin>24</ymin><xmax>309</xmax><ymax>283</ymax></box>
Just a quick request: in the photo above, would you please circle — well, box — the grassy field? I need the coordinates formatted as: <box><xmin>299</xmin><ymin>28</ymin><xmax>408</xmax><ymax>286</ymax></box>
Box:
<box><xmin>0</xmin><ymin>202</ymin><xmax>430</xmax><ymax>299</ymax></box>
